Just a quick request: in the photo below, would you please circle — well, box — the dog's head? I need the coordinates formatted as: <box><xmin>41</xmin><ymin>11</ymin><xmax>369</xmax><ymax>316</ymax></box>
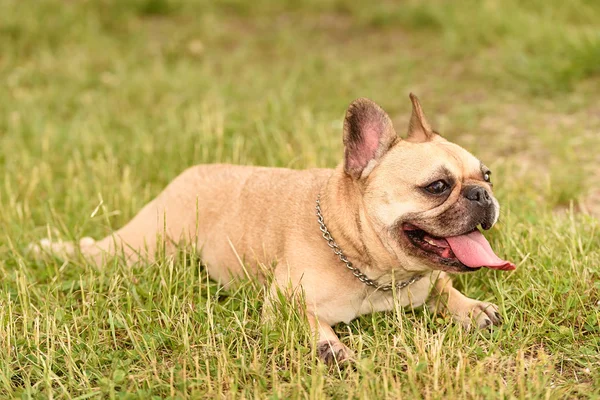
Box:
<box><xmin>342</xmin><ymin>94</ymin><xmax>515</xmax><ymax>273</ymax></box>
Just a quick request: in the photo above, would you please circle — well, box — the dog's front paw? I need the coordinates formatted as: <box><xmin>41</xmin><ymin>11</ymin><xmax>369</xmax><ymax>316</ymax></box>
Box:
<box><xmin>317</xmin><ymin>341</ymin><xmax>355</xmax><ymax>365</ymax></box>
<box><xmin>454</xmin><ymin>300</ymin><xmax>502</xmax><ymax>330</ymax></box>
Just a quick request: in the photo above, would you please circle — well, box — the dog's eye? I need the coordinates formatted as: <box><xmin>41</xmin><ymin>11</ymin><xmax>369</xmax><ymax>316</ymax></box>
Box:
<box><xmin>484</xmin><ymin>171</ymin><xmax>492</xmax><ymax>183</ymax></box>
<box><xmin>425</xmin><ymin>180</ymin><xmax>449</xmax><ymax>194</ymax></box>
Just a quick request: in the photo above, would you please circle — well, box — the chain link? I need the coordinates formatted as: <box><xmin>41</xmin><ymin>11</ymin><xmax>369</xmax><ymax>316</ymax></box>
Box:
<box><xmin>316</xmin><ymin>194</ymin><xmax>422</xmax><ymax>292</ymax></box>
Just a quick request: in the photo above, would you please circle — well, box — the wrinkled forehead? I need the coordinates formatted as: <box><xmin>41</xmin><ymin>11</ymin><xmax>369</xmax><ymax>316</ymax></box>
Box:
<box><xmin>435</xmin><ymin>141</ymin><xmax>483</xmax><ymax>178</ymax></box>
<box><xmin>379</xmin><ymin>140</ymin><xmax>484</xmax><ymax>183</ymax></box>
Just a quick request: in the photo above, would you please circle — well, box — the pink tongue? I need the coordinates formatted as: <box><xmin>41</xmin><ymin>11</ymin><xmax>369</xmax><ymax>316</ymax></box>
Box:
<box><xmin>445</xmin><ymin>231</ymin><xmax>516</xmax><ymax>270</ymax></box>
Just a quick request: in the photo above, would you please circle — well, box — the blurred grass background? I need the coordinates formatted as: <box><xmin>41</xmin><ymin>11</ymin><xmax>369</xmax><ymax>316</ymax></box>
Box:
<box><xmin>0</xmin><ymin>0</ymin><xmax>599</xmax><ymax>398</ymax></box>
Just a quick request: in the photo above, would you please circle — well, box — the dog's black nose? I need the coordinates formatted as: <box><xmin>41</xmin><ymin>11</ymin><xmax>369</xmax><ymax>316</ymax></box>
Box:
<box><xmin>465</xmin><ymin>185</ymin><xmax>492</xmax><ymax>206</ymax></box>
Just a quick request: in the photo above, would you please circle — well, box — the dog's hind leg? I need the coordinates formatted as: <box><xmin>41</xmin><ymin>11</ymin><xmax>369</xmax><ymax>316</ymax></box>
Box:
<box><xmin>29</xmin><ymin>229</ymin><xmax>150</xmax><ymax>266</ymax></box>
<box><xmin>29</xmin><ymin>236</ymin><xmax>98</xmax><ymax>260</ymax></box>
<box><xmin>30</xmin><ymin>166</ymin><xmax>215</xmax><ymax>266</ymax></box>
<box><xmin>29</xmin><ymin>196</ymin><xmax>181</xmax><ymax>266</ymax></box>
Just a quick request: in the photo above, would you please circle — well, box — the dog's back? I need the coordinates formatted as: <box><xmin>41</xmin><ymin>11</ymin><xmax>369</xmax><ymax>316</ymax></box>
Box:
<box><xmin>34</xmin><ymin>164</ymin><xmax>332</xmax><ymax>285</ymax></box>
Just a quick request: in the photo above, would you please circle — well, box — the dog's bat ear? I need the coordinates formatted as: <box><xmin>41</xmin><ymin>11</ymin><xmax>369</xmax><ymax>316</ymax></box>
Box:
<box><xmin>343</xmin><ymin>98</ymin><xmax>397</xmax><ymax>180</ymax></box>
<box><xmin>407</xmin><ymin>93</ymin><xmax>435</xmax><ymax>142</ymax></box>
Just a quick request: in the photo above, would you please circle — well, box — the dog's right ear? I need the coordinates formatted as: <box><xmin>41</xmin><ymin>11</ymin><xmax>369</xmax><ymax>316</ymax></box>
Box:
<box><xmin>343</xmin><ymin>98</ymin><xmax>397</xmax><ymax>180</ymax></box>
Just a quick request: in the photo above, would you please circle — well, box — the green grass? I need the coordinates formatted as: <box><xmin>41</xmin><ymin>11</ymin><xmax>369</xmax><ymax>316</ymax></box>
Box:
<box><xmin>1</xmin><ymin>0</ymin><xmax>599</xmax><ymax>398</ymax></box>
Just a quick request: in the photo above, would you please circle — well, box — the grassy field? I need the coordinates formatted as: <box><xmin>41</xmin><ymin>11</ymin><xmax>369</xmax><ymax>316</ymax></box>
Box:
<box><xmin>1</xmin><ymin>0</ymin><xmax>599</xmax><ymax>398</ymax></box>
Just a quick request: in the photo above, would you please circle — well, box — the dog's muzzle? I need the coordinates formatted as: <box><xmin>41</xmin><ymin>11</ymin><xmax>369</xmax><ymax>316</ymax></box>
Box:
<box><xmin>463</xmin><ymin>185</ymin><xmax>498</xmax><ymax>230</ymax></box>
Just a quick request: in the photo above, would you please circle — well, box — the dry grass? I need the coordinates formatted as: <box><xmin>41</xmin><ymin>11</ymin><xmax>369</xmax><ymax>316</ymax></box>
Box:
<box><xmin>0</xmin><ymin>0</ymin><xmax>599</xmax><ymax>398</ymax></box>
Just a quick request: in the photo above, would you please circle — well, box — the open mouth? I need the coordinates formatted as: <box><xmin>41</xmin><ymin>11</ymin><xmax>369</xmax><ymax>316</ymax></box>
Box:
<box><xmin>403</xmin><ymin>224</ymin><xmax>516</xmax><ymax>271</ymax></box>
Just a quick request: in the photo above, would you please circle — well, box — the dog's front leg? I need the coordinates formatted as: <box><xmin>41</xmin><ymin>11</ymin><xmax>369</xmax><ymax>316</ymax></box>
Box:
<box><xmin>306</xmin><ymin>312</ymin><xmax>354</xmax><ymax>365</ymax></box>
<box><xmin>262</xmin><ymin>285</ymin><xmax>354</xmax><ymax>365</ymax></box>
<box><xmin>428</xmin><ymin>272</ymin><xmax>502</xmax><ymax>329</ymax></box>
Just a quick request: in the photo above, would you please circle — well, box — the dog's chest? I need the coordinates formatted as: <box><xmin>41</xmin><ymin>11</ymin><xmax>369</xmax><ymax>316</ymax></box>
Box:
<box><xmin>329</xmin><ymin>275</ymin><xmax>434</xmax><ymax>324</ymax></box>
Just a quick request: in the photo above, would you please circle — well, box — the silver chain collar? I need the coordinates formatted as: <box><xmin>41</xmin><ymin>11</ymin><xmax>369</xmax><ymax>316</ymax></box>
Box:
<box><xmin>316</xmin><ymin>194</ymin><xmax>423</xmax><ymax>292</ymax></box>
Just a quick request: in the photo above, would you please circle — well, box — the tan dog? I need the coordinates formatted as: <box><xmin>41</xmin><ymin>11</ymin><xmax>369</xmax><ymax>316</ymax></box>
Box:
<box><xmin>32</xmin><ymin>94</ymin><xmax>515</xmax><ymax>364</ymax></box>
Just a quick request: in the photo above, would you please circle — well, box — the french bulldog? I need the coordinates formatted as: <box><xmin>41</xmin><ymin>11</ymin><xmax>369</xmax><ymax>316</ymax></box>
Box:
<box><xmin>31</xmin><ymin>94</ymin><xmax>515</xmax><ymax>364</ymax></box>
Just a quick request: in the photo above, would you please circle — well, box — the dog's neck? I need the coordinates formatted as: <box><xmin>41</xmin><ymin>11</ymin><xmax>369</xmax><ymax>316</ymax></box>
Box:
<box><xmin>320</xmin><ymin>166</ymin><xmax>414</xmax><ymax>283</ymax></box>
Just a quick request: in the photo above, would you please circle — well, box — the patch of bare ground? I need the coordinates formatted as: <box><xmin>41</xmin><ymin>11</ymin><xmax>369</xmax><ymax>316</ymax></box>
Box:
<box><xmin>546</xmin><ymin>107</ymin><xmax>600</xmax><ymax>218</ymax></box>
<box><xmin>580</xmin><ymin>157</ymin><xmax>600</xmax><ymax>218</ymax></box>
<box><xmin>436</xmin><ymin>96</ymin><xmax>600</xmax><ymax>217</ymax></box>
<box><xmin>581</xmin><ymin>189</ymin><xmax>600</xmax><ymax>217</ymax></box>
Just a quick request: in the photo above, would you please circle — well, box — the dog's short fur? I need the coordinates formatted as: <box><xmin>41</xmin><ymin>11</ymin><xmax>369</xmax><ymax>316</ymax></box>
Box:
<box><xmin>33</xmin><ymin>95</ymin><xmax>507</xmax><ymax>364</ymax></box>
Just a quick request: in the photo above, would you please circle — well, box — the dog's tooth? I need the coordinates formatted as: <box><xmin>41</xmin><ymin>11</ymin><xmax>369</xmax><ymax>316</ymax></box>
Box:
<box><xmin>424</xmin><ymin>237</ymin><xmax>439</xmax><ymax>247</ymax></box>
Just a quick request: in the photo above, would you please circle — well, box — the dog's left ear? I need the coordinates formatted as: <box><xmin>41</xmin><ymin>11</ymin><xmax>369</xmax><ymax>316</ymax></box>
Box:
<box><xmin>343</xmin><ymin>98</ymin><xmax>397</xmax><ymax>179</ymax></box>
<box><xmin>407</xmin><ymin>93</ymin><xmax>435</xmax><ymax>142</ymax></box>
